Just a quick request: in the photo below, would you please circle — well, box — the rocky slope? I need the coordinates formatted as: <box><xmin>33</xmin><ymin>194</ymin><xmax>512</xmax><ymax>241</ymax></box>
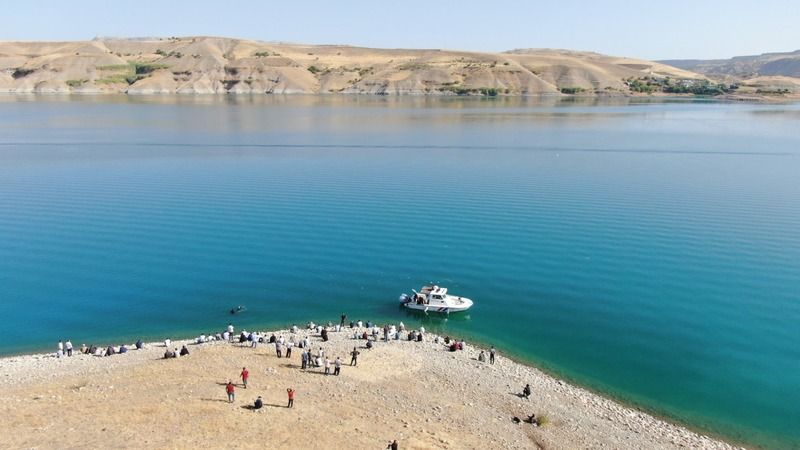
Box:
<box><xmin>0</xmin><ymin>36</ymin><xmax>702</xmax><ymax>95</ymax></box>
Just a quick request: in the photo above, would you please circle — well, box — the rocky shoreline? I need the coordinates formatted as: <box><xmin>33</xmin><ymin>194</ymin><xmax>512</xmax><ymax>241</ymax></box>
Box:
<box><xmin>0</xmin><ymin>323</ymin><xmax>741</xmax><ymax>449</ymax></box>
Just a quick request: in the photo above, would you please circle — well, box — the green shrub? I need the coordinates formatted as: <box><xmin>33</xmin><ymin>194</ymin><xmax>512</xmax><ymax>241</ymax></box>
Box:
<box><xmin>560</xmin><ymin>87</ymin><xmax>586</xmax><ymax>94</ymax></box>
<box><xmin>307</xmin><ymin>65</ymin><xmax>322</xmax><ymax>74</ymax></box>
<box><xmin>66</xmin><ymin>79</ymin><xmax>88</xmax><ymax>87</ymax></box>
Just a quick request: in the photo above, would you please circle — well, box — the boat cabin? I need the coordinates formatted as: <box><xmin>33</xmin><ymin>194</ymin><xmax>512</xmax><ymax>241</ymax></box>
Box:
<box><xmin>416</xmin><ymin>285</ymin><xmax>448</xmax><ymax>304</ymax></box>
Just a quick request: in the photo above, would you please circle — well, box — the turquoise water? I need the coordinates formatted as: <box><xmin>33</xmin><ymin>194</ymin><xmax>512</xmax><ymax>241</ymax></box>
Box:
<box><xmin>0</xmin><ymin>95</ymin><xmax>799</xmax><ymax>448</ymax></box>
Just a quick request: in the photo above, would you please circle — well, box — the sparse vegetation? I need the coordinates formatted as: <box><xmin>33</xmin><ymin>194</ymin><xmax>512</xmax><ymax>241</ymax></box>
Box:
<box><xmin>625</xmin><ymin>76</ymin><xmax>737</xmax><ymax>96</ymax></box>
<box><xmin>439</xmin><ymin>86</ymin><xmax>500</xmax><ymax>96</ymax></box>
<box><xmin>560</xmin><ymin>87</ymin><xmax>587</xmax><ymax>94</ymax></box>
<box><xmin>66</xmin><ymin>79</ymin><xmax>88</xmax><ymax>87</ymax></box>
<box><xmin>254</xmin><ymin>51</ymin><xmax>270</xmax><ymax>57</ymax></box>
<box><xmin>537</xmin><ymin>414</ymin><xmax>549</xmax><ymax>426</ymax></box>
<box><xmin>307</xmin><ymin>65</ymin><xmax>322</xmax><ymax>74</ymax></box>
<box><xmin>755</xmin><ymin>88</ymin><xmax>791</xmax><ymax>95</ymax></box>
<box><xmin>155</xmin><ymin>49</ymin><xmax>168</xmax><ymax>56</ymax></box>
<box><xmin>95</xmin><ymin>62</ymin><xmax>168</xmax><ymax>85</ymax></box>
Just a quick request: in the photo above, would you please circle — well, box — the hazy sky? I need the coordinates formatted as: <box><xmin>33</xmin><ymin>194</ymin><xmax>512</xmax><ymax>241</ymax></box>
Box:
<box><xmin>3</xmin><ymin>0</ymin><xmax>799</xmax><ymax>59</ymax></box>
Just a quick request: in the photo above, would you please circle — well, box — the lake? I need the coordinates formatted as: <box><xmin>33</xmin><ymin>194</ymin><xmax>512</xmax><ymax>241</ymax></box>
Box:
<box><xmin>0</xmin><ymin>95</ymin><xmax>798</xmax><ymax>448</ymax></box>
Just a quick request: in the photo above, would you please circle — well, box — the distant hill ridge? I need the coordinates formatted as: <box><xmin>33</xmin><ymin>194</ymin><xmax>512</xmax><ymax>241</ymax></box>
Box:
<box><xmin>0</xmin><ymin>36</ymin><xmax>704</xmax><ymax>95</ymax></box>
<box><xmin>660</xmin><ymin>50</ymin><xmax>800</xmax><ymax>78</ymax></box>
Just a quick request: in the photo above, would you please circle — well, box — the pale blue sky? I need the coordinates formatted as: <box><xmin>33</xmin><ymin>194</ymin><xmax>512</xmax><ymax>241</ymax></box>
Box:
<box><xmin>3</xmin><ymin>0</ymin><xmax>799</xmax><ymax>59</ymax></box>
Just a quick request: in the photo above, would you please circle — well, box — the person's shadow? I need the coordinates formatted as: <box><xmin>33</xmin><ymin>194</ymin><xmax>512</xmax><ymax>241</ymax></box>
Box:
<box><xmin>241</xmin><ymin>404</ymin><xmax>285</xmax><ymax>410</ymax></box>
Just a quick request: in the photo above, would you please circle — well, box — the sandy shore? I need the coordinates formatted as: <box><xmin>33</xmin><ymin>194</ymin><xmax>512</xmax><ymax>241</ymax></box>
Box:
<box><xmin>0</xmin><ymin>325</ymin><xmax>740</xmax><ymax>449</ymax></box>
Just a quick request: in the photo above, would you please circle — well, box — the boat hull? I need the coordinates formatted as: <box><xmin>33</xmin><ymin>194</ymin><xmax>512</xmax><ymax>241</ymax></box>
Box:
<box><xmin>400</xmin><ymin>298</ymin><xmax>473</xmax><ymax>313</ymax></box>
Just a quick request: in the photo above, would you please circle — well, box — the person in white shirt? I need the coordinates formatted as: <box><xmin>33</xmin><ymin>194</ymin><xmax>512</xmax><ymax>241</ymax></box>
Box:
<box><xmin>318</xmin><ymin>347</ymin><xmax>324</xmax><ymax>360</ymax></box>
<box><xmin>334</xmin><ymin>357</ymin><xmax>342</xmax><ymax>375</ymax></box>
<box><xmin>65</xmin><ymin>340</ymin><xmax>73</xmax><ymax>357</ymax></box>
<box><xmin>399</xmin><ymin>322</ymin><xmax>405</xmax><ymax>331</ymax></box>
<box><xmin>302</xmin><ymin>337</ymin><xmax>310</xmax><ymax>349</ymax></box>
<box><xmin>278</xmin><ymin>335</ymin><xmax>285</xmax><ymax>345</ymax></box>
<box><xmin>324</xmin><ymin>358</ymin><xmax>331</xmax><ymax>375</ymax></box>
<box><xmin>57</xmin><ymin>341</ymin><xmax>64</xmax><ymax>357</ymax></box>
<box><xmin>227</xmin><ymin>324</ymin><xmax>234</xmax><ymax>340</ymax></box>
<box><xmin>164</xmin><ymin>339</ymin><xmax>171</xmax><ymax>349</ymax></box>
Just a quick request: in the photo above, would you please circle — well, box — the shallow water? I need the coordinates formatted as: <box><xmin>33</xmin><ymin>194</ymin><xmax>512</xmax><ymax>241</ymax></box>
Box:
<box><xmin>0</xmin><ymin>95</ymin><xmax>798</xmax><ymax>448</ymax></box>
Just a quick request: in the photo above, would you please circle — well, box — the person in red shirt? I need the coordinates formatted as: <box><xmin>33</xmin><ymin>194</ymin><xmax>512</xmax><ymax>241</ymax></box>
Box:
<box><xmin>226</xmin><ymin>380</ymin><xmax>235</xmax><ymax>403</ymax></box>
<box><xmin>240</xmin><ymin>367</ymin><xmax>249</xmax><ymax>389</ymax></box>
<box><xmin>286</xmin><ymin>388</ymin><xmax>295</xmax><ymax>408</ymax></box>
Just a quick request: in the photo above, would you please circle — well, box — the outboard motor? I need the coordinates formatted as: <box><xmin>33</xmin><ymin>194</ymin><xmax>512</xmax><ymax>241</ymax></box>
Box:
<box><xmin>399</xmin><ymin>293</ymin><xmax>410</xmax><ymax>303</ymax></box>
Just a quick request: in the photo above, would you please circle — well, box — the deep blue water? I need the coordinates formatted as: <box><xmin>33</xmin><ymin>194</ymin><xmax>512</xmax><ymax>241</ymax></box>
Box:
<box><xmin>0</xmin><ymin>95</ymin><xmax>798</xmax><ymax>448</ymax></box>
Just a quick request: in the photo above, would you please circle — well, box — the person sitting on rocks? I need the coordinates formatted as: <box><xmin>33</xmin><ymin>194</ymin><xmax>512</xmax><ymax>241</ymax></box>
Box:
<box><xmin>321</xmin><ymin>329</ymin><xmax>328</xmax><ymax>342</ymax></box>
<box><xmin>164</xmin><ymin>349</ymin><xmax>175</xmax><ymax>359</ymax></box>
<box><xmin>119</xmin><ymin>344</ymin><xmax>128</xmax><ymax>354</ymax></box>
<box><xmin>180</xmin><ymin>345</ymin><xmax>190</xmax><ymax>356</ymax></box>
<box><xmin>135</xmin><ymin>339</ymin><xmax>144</xmax><ymax>350</ymax></box>
<box><xmin>478</xmin><ymin>351</ymin><xmax>486</xmax><ymax>362</ymax></box>
<box><xmin>522</xmin><ymin>384</ymin><xmax>531</xmax><ymax>399</ymax></box>
<box><xmin>254</xmin><ymin>396</ymin><xmax>263</xmax><ymax>410</ymax></box>
<box><xmin>449</xmin><ymin>342</ymin><xmax>458</xmax><ymax>352</ymax></box>
<box><xmin>105</xmin><ymin>345</ymin><xmax>116</xmax><ymax>356</ymax></box>
<box><xmin>80</xmin><ymin>344</ymin><xmax>88</xmax><ymax>354</ymax></box>
<box><xmin>366</xmin><ymin>340</ymin><xmax>373</xmax><ymax>350</ymax></box>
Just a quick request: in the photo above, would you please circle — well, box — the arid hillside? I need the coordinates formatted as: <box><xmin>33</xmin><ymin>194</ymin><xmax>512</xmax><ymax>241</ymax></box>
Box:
<box><xmin>661</xmin><ymin>50</ymin><xmax>800</xmax><ymax>95</ymax></box>
<box><xmin>1</xmin><ymin>36</ymin><xmax>703</xmax><ymax>95</ymax></box>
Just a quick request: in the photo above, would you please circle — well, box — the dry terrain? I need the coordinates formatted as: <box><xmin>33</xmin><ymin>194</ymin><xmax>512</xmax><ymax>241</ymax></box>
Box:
<box><xmin>0</xmin><ymin>326</ymin><xmax>740</xmax><ymax>449</ymax></box>
<box><xmin>1</xmin><ymin>36</ymin><xmax>704</xmax><ymax>95</ymax></box>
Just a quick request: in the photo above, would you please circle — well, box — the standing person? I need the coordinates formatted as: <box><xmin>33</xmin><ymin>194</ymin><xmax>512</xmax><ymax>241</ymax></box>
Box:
<box><xmin>65</xmin><ymin>340</ymin><xmax>73</xmax><ymax>357</ymax></box>
<box><xmin>334</xmin><ymin>357</ymin><xmax>342</xmax><ymax>376</ymax></box>
<box><xmin>226</xmin><ymin>380</ymin><xmax>235</xmax><ymax>403</ymax></box>
<box><xmin>340</xmin><ymin>312</ymin><xmax>347</xmax><ymax>327</ymax></box>
<box><xmin>276</xmin><ymin>341</ymin><xmax>283</xmax><ymax>358</ymax></box>
<box><xmin>227</xmin><ymin>323</ymin><xmax>234</xmax><ymax>341</ymax></box>
<box><xmin>286</xmin><ymin>388</ymin><xmax>295</xmax><ymax>408</ymax></box>
<box><xmin>286</xmin><ymin>341</ymin><xmax>293</xmax><ymax>358</ymax></box>
<box><xmin>387</xmin><ymin>439</ymin><xmax>399</xmax><ymax>450</ymax></box>
<box><xmin>240</xmin><ymin>367</ymin><xmax>249</xmax><ymax>389</ymax></box>
<box><xmin>490</xmin><ymin>346</ymin><xmax>496</xmax><ymax>365</ymax></box>
<box><xmin>301</xmin><ymin>349</ymin><xmax>308</xmax><ymax>370</ymax></box>
<box><xmin>350</xmin><ymin>347</ymin><xmax>360</xmax><ymax>366</ymax></box>
<box><xmin>57</xmin><ymin>340</ymin><xmax>64</xmax><ymax>358</ymax></box>
<box><xmin>324</xmin><ymin>357</ymin><xmax>331</xmax><ymax>375</ymax></box>
<box><xmin>522</xmin><ymin>383</ymin><xmax>531</xmax><ymax>399</ymax></box>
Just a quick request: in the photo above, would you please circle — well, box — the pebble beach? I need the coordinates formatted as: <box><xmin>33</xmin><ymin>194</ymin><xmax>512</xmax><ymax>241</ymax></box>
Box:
<box><xmin>0</xmin><ymin>323</ymin><xmax>741</xmax><ymax>450</ymax></box>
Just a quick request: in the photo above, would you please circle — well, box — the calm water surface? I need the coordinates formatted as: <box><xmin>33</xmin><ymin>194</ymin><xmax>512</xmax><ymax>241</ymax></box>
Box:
<box><xmin>0</xmin><ymin>95</ymin><xmax>798</xmax><ymax>448</ymax></box>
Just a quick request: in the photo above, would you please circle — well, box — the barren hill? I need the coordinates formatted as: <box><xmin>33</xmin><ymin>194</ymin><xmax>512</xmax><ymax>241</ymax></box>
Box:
<box><xmin>0</xmin><ymin>36</ymin><xmax>702</xmax><ymax>95</ymax></box>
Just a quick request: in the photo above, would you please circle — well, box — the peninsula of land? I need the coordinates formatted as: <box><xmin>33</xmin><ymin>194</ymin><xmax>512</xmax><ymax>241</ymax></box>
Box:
<box><xmin>1</xmin><ymin>36</ymin><xmax>796</xmax><ymax>99</ymax></box>
<box><xmin>0</xmin><ymin>323</ymin><xmax>740</xmax><ymax>449</ymax></box>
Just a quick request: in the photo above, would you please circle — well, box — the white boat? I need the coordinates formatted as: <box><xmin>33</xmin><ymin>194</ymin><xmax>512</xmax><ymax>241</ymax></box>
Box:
<box><xmin>399</xmin><ymin>285</ymin><xmax>473</xmax><ymax>313</ymax></box>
